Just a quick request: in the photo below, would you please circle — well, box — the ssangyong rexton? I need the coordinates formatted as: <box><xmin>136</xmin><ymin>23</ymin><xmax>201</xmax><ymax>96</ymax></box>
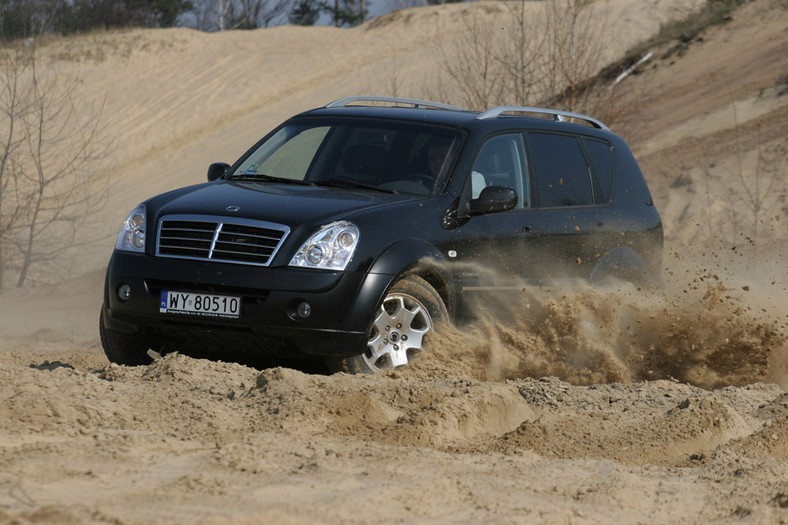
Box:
<box><xmin>101</xmin><ymin>96</ymin><xmax>662</xmax><ymax>373</ymax></box>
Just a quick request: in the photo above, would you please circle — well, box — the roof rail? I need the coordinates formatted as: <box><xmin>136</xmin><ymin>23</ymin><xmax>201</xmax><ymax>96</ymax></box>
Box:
<box><xmin>477</xmin><ymin>106</ymin><xmax>609</xmax><ymax>131</ymax></box>
<box><xmin>325</xmin><ymin>96</ymin><xmax>464</xmax><ymax>112</ymax></box>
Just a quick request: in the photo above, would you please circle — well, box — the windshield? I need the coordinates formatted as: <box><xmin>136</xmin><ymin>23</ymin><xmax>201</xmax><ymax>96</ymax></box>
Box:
<box><xmin>229</xmin><ymin>119</ymin><xmax>461</xmax><ymax>196</ymax></box>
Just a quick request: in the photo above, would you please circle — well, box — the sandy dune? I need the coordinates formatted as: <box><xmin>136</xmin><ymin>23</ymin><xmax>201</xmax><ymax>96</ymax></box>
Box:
<box><xmin>1</xmin><ymin>352</ymin><xmax>787</xmax><ymax>523</ymax></box>
<box><xmin>1</xmin><ymin>0</ymin><xmax>787</xmax><ymax>523</ymax></box>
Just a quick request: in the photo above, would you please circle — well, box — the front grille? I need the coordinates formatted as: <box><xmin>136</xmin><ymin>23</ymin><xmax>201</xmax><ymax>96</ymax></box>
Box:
<box><xmin>157</xmin><ymin>215</ymin><xmax>289</xmax><ymax>266</ymax></box>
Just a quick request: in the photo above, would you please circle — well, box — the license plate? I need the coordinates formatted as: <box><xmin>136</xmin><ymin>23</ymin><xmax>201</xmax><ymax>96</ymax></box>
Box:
<box><xmin>160</xmin><ymin>291</ymin><xmax>241</xmax><ymax>319</ymax></box>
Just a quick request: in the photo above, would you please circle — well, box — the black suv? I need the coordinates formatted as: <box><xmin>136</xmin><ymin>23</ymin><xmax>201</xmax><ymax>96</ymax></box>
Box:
<box><xmin>100</xmin><ymin>96</ymin><xmax>662</xmax><ymax>373</ymax></box>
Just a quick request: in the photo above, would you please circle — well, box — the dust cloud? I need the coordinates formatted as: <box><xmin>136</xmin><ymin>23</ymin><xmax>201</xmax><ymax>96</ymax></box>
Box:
<box><xmin>409</xmin><ymin>248</ymin><xmax>787</xmax><ymax>390</ymax></box>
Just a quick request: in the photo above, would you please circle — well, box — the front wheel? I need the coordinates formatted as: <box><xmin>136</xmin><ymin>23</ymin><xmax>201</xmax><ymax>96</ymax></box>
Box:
<box><xmin>99</xmin><ymin>308</ymin><xmax>153</xmax><ymax>366</ymax></box>
<box><xmin>332</xmin><ymin>275</ymin><xmax>448</xmax><ymax>374</ymax></box>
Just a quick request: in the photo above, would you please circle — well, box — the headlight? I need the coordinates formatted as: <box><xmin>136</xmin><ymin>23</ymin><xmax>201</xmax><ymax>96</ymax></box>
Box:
<box><xmin>115</xmin><ymin>205</ymin><xmax>146</xmax><ymax>253</ymax></box>
<box><xmin>289</xmin><ymin>221</ymin><xmax>359</xmax><ymax>270</ymax></box>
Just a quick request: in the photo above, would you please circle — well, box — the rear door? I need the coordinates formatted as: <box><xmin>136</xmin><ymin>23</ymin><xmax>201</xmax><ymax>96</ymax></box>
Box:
<box><xmin>524</xmin><ymin>131</ymin><xmax>611</xmax><ymax>280</ymax></box>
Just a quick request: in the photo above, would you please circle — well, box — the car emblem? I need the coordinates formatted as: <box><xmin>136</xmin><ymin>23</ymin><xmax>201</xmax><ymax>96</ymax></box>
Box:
<box><xmin>226</xmin><ymin>205</ymin><xmax>240</xmax><ymax>212</ymax></box>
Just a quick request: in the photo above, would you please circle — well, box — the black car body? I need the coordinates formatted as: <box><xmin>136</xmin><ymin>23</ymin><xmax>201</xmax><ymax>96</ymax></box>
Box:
<box><xmin>101</xmin><ymin>96</ymin><xmax>662</xmax><ymax>373</ymax></box>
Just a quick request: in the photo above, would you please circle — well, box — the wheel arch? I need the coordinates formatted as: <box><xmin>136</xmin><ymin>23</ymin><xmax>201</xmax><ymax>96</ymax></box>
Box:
<box><xmin>590</xmin><ymin>246</ymin><xmax>660</xmax><ymax>287</ymax></box>
<box><xmin>349</xmin><ymin>239</ymin><xmax>457</xmax><ymax>327</ymax></box>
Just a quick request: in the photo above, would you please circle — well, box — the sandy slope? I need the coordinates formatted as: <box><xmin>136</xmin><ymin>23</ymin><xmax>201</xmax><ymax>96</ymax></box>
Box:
<box><xmin>34</xmin><ymin>0</ymin><xmax>708</xmax><ymax>275</ymax></box>
<box><xmin>1</xmin><ymin>353</ymin><xmax>787</xmax><ymax>524</ymax></box>
<box><xmin>1</xmin><ymin>0</ymin><xmax>788</xmax><ymax>523</ymax></box>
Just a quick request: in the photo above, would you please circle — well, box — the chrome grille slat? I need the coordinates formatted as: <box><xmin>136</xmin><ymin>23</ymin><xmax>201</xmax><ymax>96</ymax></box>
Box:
<box><xmin>214</xmin><ymin>242</ymin><xmax>275</xmax><ymax>251</ymax></box>
<box><xmin>213</xmin><ymin>246</ymin><xmax>275</xmax><ymax>255</ymax></box>
<box><xmin>157</xmin><ymin>215</ymin><xmax>290</xmax><ymax>267</ymax></box>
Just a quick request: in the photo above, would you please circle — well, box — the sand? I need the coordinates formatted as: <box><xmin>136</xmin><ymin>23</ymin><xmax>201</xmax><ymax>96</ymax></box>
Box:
<box><xmin>1</xmin><ymin>0</ymin><xmax>787</xmax><ymax>523</ymax></box>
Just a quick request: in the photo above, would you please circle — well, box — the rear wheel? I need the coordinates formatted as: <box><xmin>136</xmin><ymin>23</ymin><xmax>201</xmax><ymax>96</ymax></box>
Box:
<box><xmin>332</xmin><ymin>275</ymin><xmax>448</xmax><ymax>374</ymax></box>
<box><xmin>99</xmin><ymin>308</ymin><xmax>153</xmax><ymax>366</ymax></box>
<box><xmin>590</xmin><ymin>247</ymin><xmax>656</xmax><ymax>287</ymax></box>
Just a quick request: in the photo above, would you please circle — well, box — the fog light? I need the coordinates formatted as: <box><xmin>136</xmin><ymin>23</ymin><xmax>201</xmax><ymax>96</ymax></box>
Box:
<box><xmin>296</xmin><ymin>302</ymin><xmax>312</xmax><ymax>319</ymax></box>
<box><xmin>118</xmin><ymin>284</ymin><xmax>131</xmax><ymax>301</ymax></box>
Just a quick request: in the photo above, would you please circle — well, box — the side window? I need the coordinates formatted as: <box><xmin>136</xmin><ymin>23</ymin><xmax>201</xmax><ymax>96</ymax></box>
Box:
<box><xmin>470</xmin><ymin>133</ymin><xmax>529</xmax><ymax>208</ymax></box>
<box><xmin>528</xmin><ymin>132</ymin><xmax>593</xmax><ymax>207</ymax></box>
<box><xmin>583</xmin><ymin>138</ymin><xmax>614</xmax><ymax>203</ymax></box>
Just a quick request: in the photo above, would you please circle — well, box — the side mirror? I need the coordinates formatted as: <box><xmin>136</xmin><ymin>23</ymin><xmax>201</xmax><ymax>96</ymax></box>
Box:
<box><xmin>469</xmin><ymin>186</ymin><xmax>518</xmax><ymax>215</ymax></box>
<box><xmin>207</xmin><ymin>162</ymin><xmax>230</xmax><ymax>181</ymax></box>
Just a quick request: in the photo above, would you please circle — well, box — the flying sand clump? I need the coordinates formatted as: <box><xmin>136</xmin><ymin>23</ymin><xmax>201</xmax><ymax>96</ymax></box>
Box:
<box><xmin>405</xmin><ymin>254</ymin><xmax>786</xmax><ymax>389</ymax></box>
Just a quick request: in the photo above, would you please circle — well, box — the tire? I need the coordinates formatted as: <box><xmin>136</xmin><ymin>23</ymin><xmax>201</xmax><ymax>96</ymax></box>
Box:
<box><xmin>332</xmin><ymin>275</ymin><xmax>448</xmax><ymax>374</ymax></box>
<box><xmin>99</xmin><ymin>308</ymin><xmax>153</xmax><ymax>366</ymax></box>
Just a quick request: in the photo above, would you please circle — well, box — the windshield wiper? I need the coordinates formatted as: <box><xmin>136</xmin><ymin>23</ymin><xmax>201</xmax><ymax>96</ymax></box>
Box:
<box><xmin>315</xmin><ymin>179</ymin><xmax>399</xmax><ymax>194</ymax></box>
<box><xmin>230</xmin><ymin>173</ymin><xmax>315</xmax><ymax>185</ymax></box>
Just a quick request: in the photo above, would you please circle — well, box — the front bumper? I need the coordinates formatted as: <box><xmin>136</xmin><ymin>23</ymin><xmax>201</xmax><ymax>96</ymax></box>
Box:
<box><xmin>103</xmin><ymin>251</ymin><xmax>393</xmax><ymax>357</ymax></box>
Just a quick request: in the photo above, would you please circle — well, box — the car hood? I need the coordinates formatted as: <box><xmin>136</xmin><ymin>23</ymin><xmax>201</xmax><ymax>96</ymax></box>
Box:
<box><xmin>149</xmin><ymin>180</ymin><xmax>420</xmax><ymax>227</ymax></box>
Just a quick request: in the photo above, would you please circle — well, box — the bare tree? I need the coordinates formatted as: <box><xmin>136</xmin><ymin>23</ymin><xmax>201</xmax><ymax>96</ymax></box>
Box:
<box><xmin>719</xmin><ymin>128</ymin><xmax>785</xmax><ymax>251</ymax></box>
<box><xmin>688</xmin><ymin>105</ymin><xmax>785</xmax><ymax>253</ymax></box>
<box><xmin>540</xmin><ymin>0</ymin><xmax>606</xmax><ymax>111</ymax></box>
<box><xmin>494</xmin><ymin>0</ymin><xmax>545</xmax><ymax>107</ymax></box>
<box><xmin>428</xmin><ymin>0</ymin><xmax>612</xmax><ymax>114</ymax></box>
<box><xmin>229</xmin><ymin>0</ymin><xmax>291</xmax><ymax>28</ymax></box>
<box><xmin>0</xmin><ymin>40</ymin><xmax>109</xmax><ymax>289</ymax></box>
<box><xmin>435</xmin><ymin>6</ymin><xmax>507</xmax><ymax>110</ymax></box>
<box><xmin>361</xmin><ymin>55</ymin><xmax>409</xmax><ymax>98</ymax></box>
<box><xmin>0</xmin><ymin>42</ymin><xmax>31</xmax><ymax>289</ymax></box>
<box><xmin>186</xmin><ymin>0</ymin><xmax>291</xmax><ymax>30</ymax></box>
<box><xmin>182</xmin><ymin>0</ymin><xmax>229</xmax><ymax>31</ymax></box>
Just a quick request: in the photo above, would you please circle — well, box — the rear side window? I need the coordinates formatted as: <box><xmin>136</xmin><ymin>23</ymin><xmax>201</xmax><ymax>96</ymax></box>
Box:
<box><xmin>528</xmin><ymin>132</ymin><xmax>593</xmax><ymax>207</ymax></box>
<box><xmin>583</xmin><ymin>138</ymin><xmax>614</xmax><ymax>203</ymax></box>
